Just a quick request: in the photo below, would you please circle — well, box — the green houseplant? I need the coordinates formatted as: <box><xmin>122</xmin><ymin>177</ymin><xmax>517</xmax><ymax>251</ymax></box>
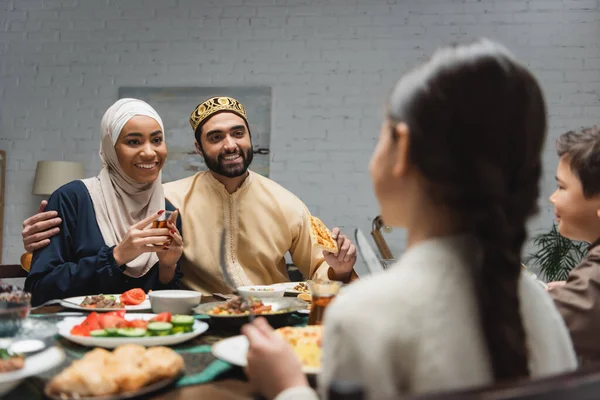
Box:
<box><xmin>525</xmin><ymin>224</ymin><xmax>588</xmax><ymax>282</ymax></box>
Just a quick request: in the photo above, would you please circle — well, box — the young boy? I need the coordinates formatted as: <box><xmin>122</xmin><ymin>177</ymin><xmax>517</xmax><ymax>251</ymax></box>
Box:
<box><xmin>548</xmin><ymin>125</ymin><xmax>600</xmax><ymax>363</ymax></box>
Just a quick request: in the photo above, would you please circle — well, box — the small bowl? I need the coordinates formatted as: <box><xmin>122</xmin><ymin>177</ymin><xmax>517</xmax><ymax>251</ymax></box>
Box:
<box><xmin>0</xmin><ymin>292</ymin><xmax>31</xmax><ymax>337</ymax></box>
<box><xmin>237</xmin><ymin>285</ymin><xmax>285</xmax><ymax>299</ymax></box>
<box><xmin>148</xmin><ymin>290</ymin><xmax>202</xmax><ymax>315</ymax></box>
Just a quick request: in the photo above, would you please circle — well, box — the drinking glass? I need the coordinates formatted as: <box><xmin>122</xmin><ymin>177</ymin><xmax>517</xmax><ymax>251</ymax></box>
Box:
<box><xmin>307</xmin><ymin>279</ymin><xmax>342</xmax><ymax>325</ymax></box>
<box><xmin>151</xmin><ymin>210</ymin><xmax>173</xmax><ymax>246</ymax></box>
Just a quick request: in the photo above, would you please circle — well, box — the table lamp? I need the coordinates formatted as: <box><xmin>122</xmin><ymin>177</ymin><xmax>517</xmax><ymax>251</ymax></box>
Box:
<box><xmin>32</xmin><ymin>161</ymin><xmax>86</xmax><ymax>196</ymax></box>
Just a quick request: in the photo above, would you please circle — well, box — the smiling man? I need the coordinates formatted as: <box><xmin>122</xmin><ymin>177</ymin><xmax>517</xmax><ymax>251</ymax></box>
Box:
<box><xmin>22</xmin><ymin>96</ymin><xmax>357</xmax><ymax>294</ymax></box>
<box><xmin>162</xmin><ymin>96</ymin><xmax>357</xmax><ymax>293</ymax></box>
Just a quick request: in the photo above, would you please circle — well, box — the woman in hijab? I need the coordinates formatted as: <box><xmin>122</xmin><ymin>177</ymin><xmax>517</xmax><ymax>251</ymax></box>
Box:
<box><xmin>25</xmin><ymin>98</ymin><xmax>183</xmax><ymax>306</ymax></box>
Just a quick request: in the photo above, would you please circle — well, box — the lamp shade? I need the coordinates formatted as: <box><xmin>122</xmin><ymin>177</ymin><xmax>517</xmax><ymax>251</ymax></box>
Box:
<box><xmin>32</xmin><ymin>161</ymin><xmax>86</xmax><ymax>195</ymax></box>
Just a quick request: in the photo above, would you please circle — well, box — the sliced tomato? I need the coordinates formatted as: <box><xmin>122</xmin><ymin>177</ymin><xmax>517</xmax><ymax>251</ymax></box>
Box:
<box><xmin>79</xmin><ymin>312</ymin><xmax>101</xmax><ymax>332</ymax></box>
<box><xmin>127</xmin><ymin>319</ymin><xmax>148</xmax><ymax>329</ymax></box>
<box><xmin>98</xmin><ymin>313</ymin><xmax>127</xmax><ymax>329</ymax></box>
<box><xmin>120</xmin><ymin>288</ymin><xmax>146</xmax><ymax>306</ymax></box>
<box><xmin>105</xmin><ymin>310</ymin><xmax>126</xmax><ymax>318</ymax></box>
<box><xmin>150</xmin><ymin>312</ymin><xmax>171</xmax><ymax>323</ymax></box>
<box><xmin>70</xmin><ymin>325</ymin><xmax>90</xmax><ymax>336</ymax></box>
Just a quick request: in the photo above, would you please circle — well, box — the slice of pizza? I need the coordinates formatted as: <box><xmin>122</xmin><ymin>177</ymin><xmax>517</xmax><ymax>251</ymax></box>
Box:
<box><xmin>310</xmin><ymin>216</ymin><xmax>338</xmax><ymax>254</ymax></box>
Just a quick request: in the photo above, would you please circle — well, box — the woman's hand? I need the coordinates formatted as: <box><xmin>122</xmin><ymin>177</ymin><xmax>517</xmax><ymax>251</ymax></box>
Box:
<box><xmin>112</xmin><ymin>210</ymin><xmax>171</xmax><ymax>266</ymax></box>
<box><xmin>157</xmin><ymin>209</ymin><xmax>183</xmax><ymax>269</ymax></box>
<box><xmin>242</xmin><ymin>317</ymin><xmax>309</xmax><ymax>400</ymax></box>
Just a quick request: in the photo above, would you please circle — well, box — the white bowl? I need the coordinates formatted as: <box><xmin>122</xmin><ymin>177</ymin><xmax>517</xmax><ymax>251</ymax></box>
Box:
<box><xmin>148</xmin><ymin>290</ymin><xmax>202</xmax><ymax>315</ymax></box>
<box><xmin>237</xmin><ymin>285</ymin><xmax>285</xmax><ymax>298</ymax></box>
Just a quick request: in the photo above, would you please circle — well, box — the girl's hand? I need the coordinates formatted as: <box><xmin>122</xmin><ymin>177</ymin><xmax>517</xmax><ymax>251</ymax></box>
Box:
<box><xmin>242</xmin><ymin>317</ymin><xmax>309</xmax><ymax>400</ymax></box>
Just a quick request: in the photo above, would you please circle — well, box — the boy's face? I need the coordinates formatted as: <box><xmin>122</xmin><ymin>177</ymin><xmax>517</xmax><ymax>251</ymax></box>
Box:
<box><xmin>549</xmin><ymin>156</ymin><xmax>600</xmax><ymax>243</ymax></box>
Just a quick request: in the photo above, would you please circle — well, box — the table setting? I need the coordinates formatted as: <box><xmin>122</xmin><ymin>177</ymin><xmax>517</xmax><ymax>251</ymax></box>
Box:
<box><xmin>0</xmin><ymin>280</ymin><xmax>322</xmax><ymax>400</ymax></box>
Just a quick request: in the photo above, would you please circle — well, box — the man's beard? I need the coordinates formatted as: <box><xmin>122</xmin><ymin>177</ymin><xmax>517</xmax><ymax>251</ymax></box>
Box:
<box><xmin>202</xmin><ymin>146</ymin><xmax>254</xmax><ymax>178</ymax></box>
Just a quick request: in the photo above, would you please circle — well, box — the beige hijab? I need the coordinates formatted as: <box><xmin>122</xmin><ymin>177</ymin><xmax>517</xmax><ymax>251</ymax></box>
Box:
<box><xmin>82</xmin><ymin>98</ymin><xmax>165</xmax><ymax>278</ymax></box>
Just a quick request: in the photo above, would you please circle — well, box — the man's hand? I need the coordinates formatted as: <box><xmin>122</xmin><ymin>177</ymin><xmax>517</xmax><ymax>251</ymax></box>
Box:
<box><xmin>22</xmin><ymin>200</ymin><xmax>62</xmax><ymax>252</ymax></box>
<box><xmin>324</xmin><ymin>227</ymin><xmax>357</xmax><ymax>281</ymax></box>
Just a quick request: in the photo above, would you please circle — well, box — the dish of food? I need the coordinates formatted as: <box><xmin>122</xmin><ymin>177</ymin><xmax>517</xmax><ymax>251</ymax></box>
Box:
<box><xmin>212</xmin><ymin>325</ymin><xmax>322</xmax><ymax>374</ymax></box>
<box><xmin>58</xmin><ymin>312</ymin><xmax>208</xmax><ymax>348</ymax></box>
<box><xmin>45</xmin><ymin>344</ymin><xmax>183</xmax><ymax>399</ymax></box>
<box><xmin>270</xmin><ymin>282</ymin><xmax>311</xmax><ymax>294</ymax></box>
<box><xmin>294</xmin><ymin>282</ymin><xmax>310</xmax><ymax>293</ymax></box>
<box><xmin>207</xmin><ymin>296</ymin><xmax>273</xmax><ymax>316</ymax></box>
<box><xmin>276</xmin><ymin>326</ymin><xmax>323</xmax><ymax>369</ymax></box>
<box><xmin>310</xmin><ymin>216</ymin><xmax>338</xmax><ymax>253</ymax></box>
<box><xmin>193</xmin><ymin>297</ymin><xmax>308</xmax><ymax>319</ymax></box>
<box><xmin>296</xmin><ymin>293</ymin><xmax>311</xmax><ymax>314</ymax></box>
<box><xmin>61</xmin><ymin>289</ymin><xmax>151</xmax><ymax>312</ymax></box>
<box><xmin>0</xmin><ymin>283</ymin><xmax>31</xmax><ymax>337</ymax></box>
<box><xmin>79</xmin><ymin>295</ymin><xmax>123</xmax><ymax>309</ymax></box>
<box><xmin>0</xmin><ymin>348</ymin><xmax>23</xmax><ymax>373</ymax></box>
<box><xmin>0</xmin><ymin>283</ymin><xmax>31</xmax><ymax>304</ymax></box>
<box><xmin>0</xmin><ymin>346</ymin><xmax>64</xmax><ymax>397</ymax></box>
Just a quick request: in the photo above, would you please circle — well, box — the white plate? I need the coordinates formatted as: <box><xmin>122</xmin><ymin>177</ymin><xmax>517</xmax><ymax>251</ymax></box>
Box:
<box><xmin>0</xmin><ymin>346</ymin><xmax>65</xmax><ymax>396</ymax></box>
<box><xmin>57</xmin><ymin>313</ymin><xmax>208</xmax><ymax>348</ymax></box>
<box><xmin>270</xmin><ymin>282</ymin><xmax>310</xmax><ymax>295</ymax></box>
<box><xmin>212</xmin><ymin>335</ymin><xmax>320</xmax><ymax>374</ymax></box>
<box><xmin>60</xmin><ymin>294</ymin><xmax>151</xmax><ymax>312</ymax></box>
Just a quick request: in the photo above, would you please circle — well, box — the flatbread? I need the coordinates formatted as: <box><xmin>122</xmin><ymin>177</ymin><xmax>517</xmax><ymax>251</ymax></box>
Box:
<box><xmin>297</xmin><ymin>293</ymin><xmax>312</xmax><ymax>302</ymax></box>
<box><xmin>310</xmin><ymin>216</ymin><xmax>338</xmax><ymax>253</ymax></box>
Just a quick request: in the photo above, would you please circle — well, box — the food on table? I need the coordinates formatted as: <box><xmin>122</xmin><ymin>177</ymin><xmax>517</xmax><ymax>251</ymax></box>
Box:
<box><xmin>297</xmin><ymin>293</ymin><xmax>311</xmax><ymax>302</ymax></box>
<box><xmin>79</xmin><ymin>294</ymin><xmax>123</xmax><ymax>309</ymax></box>
<box><xmin>293</xmin><ymin>282</ymin><xmax>310</xmax><ymax>293</ymax></box>
<box><xmin>77</xmin><ymin>288</ymin><xmax>147</xmax><ymax>308</ymax></box>
<box><xmin>276</xmin><ymin>325</ymin><xmax>323</xmax><ymax>368</ymax></box>
<box><xmin>310</xmin><ymin>216</ymin><xmax>338</xmax><ymax>253</ymax></box>
<box><xmin>297</xmin><ymin>293</ymin><xmax>312</xmax><ymax>311</ymax></box>
<box><xmin>0</xmin><ymin>282</ymin><xmax>31</xmax><ymax>304</ymax></box>
<box><xmin>69</xmin><ymin>311</ymin><xmax>195</xmax><ymax>337</ymax></box>
<box><xmin>0</xmin><ymin>282</ymin><xmax>31</xmax><ymax>337</ymax></box>
<box><xmin>46</xmin><ymin>344</ymin><xmax>184</xmax><ymax>397</ymax></box>
<box><xmin>0</xmin><ymin>348</ymin><xmax>24</xmax><ymax>373</ymax></box>
<box><xmin>120</xmin><ymin>288</ymin><xmax>146</xmax><ymax>306</ymax></box>
<box><xmin>208</xmin><ymin>296</ymin><xmax>273</xmax><ymax>316</ymax></box>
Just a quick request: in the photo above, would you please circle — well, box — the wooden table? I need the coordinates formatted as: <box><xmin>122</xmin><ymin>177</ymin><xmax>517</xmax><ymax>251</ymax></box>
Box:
<box><xmin>26</xmin><ymin>296</ymin><xmax>256</xmax><ymax>400</ymax></box>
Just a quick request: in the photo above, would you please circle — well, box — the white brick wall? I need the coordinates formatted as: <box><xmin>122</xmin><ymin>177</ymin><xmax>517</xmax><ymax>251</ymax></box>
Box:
<box><xmin>1</xmin><ymin>0</ymin><xmax>600</xmax><ymax>265</ymax></box>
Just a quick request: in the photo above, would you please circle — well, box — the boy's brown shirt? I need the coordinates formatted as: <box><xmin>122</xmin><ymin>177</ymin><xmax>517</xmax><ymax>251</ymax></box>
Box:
<box><xmin>549</xmin><ymin>238</ymin><xmax>600</xmax><ymax>362</ymax></box>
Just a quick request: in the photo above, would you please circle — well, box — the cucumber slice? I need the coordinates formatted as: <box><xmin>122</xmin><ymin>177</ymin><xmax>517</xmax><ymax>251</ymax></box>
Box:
<box><xmin>90</xmin><ymin>329</ymin><xmax>108</xmax><ymax>337</ymax></box>
<box><xmin>171</xmin><ymin>315</ymin><xmax>194</xmax><ymax>327</ymax></box>
<box><xmin>171</xmin><ymin>326</ymin><xmax>193</xmax><ymax>334</ymax></box>
<box><xmin>147</xmin><ymin>322</ymin><xmax>173</xmax><ymax>335</ymax></box>
<box><xmin>116</xmin><ymin>328</ymin><xmax>147</xmax><ymax>337</ymax></box>
<box><xmin>105</xmin><ymin>328</ymin><xmax>118</xmax><ymax>336</ymax></box>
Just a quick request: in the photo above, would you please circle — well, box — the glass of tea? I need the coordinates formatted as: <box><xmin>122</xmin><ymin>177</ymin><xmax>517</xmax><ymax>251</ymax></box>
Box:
<box><xmin>307</xmin><ymin>279</ymin><xmax>342</xmax><ymax>325</ymax></box>
<box><xmin>151</xmin><ymin>210</ymin><xmax>173</xmax><ymax>247</ymax></box>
